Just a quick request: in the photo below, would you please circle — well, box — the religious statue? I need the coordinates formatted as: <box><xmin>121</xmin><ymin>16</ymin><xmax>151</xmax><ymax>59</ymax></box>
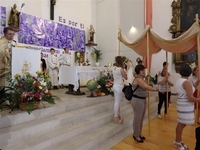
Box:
<box><xmin>8</xmin><ymin>4</ymin><xmax>20</xmax><ymax>30</ymax></box>
<box><xmin>88</xmin><ymin>25</ymin><xmax>95</xmax><ymax>44</ymax></box>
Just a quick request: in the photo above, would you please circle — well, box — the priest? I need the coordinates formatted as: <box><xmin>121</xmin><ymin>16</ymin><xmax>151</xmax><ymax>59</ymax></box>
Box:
<box><xmin>0</xmin><ymin>27</ymin><xmax>15</xmax><ymax>86</ymax></box>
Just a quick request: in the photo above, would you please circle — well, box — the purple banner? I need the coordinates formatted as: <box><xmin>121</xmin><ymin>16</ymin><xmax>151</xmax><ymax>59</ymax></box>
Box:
<box><xmin>18</xmin><ymin>13</ymin><xmax>85</xmax><ymax>52</ymax></box>
<box><xmin>0</xmin><ymin>6</ymin><xmax>6</xmax><ymax>36</ymax></box>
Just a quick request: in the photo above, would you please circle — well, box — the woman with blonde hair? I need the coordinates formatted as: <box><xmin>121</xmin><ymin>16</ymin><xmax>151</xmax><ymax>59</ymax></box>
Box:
<box><xmin>157</xmin><ymin>68</ymin><xmax>174</xmax><ymax>119</ymax></box>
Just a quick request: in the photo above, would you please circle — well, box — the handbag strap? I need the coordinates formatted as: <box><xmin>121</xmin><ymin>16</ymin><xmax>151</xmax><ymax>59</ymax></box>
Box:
<box><xmin>132</xmin><ymin>85</ymin><xmax>139</xmax><ymax>94</ymax></box>
<box><xmin>131</xmin><ymin>77</ymin><xmax>139</xmax><ymax>94</ymax></box>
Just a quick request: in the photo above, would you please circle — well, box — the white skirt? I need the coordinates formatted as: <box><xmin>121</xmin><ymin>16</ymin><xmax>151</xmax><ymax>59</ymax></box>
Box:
<box><xmin>177</xmin><ymin>98</ymin><xmax>194</xmax><ymax>125</ymax></box>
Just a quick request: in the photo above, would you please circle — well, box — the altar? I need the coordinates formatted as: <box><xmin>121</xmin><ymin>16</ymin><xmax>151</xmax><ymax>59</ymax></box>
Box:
<box><xmin>59</xmin><ymin>66</ymin><xmax>107</xmax><ymax>91</ymax></box>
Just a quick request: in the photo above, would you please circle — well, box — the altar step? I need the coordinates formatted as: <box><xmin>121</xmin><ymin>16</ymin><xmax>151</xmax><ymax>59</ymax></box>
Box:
<box><xmin>0</xmin><ymin>89</ymin><xmax>159</xmax><ymax>150</ymax></box>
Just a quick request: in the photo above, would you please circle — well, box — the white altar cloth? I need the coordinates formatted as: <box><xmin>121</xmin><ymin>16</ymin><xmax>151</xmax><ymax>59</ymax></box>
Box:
<box><xmin>59</xmin><ymin>66</ymin><xmax>106</xmax><ymax>91</ymax></box>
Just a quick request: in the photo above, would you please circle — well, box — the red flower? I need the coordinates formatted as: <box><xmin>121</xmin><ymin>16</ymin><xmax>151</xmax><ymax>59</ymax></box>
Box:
<box><xmin>34</xmin><ymin>93</ymin><xmax>40</xmax><ymax>99</ymax></box>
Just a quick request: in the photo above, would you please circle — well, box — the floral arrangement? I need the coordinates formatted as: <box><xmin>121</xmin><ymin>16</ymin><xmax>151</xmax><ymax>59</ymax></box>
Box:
<box><xmin>95</xmin><ymin>68</ymin><xmax>114</xmax><ymax>96</ymax></box>
<box><xmin>9</xmin><ymin>71</ymin><xmax>56</xmax><ymax>114</ymax></box>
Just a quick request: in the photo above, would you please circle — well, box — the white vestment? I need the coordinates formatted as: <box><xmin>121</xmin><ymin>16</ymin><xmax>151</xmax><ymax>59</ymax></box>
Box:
<box><xmin>47</xmin><ymin>54</ymin><xmax>59</xmax><ymax>86</ymax></box>
<box><xmin>0</xmin><ymin>37</ymin><xmax>11</xmax><ymax>86</ymax></box>
<box><xmin>59</xmin><ymin>53</ymin><xmax>71</xmax><ymax>66</ymax></box>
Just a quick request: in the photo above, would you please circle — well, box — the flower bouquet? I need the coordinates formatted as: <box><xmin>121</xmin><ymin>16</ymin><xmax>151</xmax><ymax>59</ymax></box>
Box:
<box><xmin>10</xmin><ymin>71</ymin><xmax>56</xmax><ymax>114</ymax></box>
<box><xmin>95</xmin><ymin>68</ymin><xmax>114</xmax><ymax>96</ymax></box>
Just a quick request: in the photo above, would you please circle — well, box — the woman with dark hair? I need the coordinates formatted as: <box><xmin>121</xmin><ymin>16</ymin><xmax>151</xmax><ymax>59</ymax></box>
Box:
<box><xmin>112</xmin><ymin>56</ymin><xmax>127</xmax><ymax>124</ymax></box>
<box><xmin>157</xmin><ymin>68</ymin><xmax>174</xmax><ymax>119</ymax></box>
<box><xmin>174</xmin><ymin>64</ymin><xmax>200</xmax><ymax>149</ymax></box>
<box><xmin>41</xmin><ymin>53</ymin><xmax>47</xmax><ymax>73</ymax></box>
<box><xmin>131</xmin><ymin>64</ymin><xmax>161</xmax><ymax>143</ymax></box>
<box><xmin>189</xmin><ymin>67</ymin><xmax>200</xmax><ymax>124</ymax></box>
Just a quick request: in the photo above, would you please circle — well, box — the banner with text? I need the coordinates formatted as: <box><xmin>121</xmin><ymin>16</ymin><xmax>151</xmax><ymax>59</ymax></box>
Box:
<box><xmin>18</xmin><ymin>13</ymin><xmax>85</xmax><ymax>52</ymax></box>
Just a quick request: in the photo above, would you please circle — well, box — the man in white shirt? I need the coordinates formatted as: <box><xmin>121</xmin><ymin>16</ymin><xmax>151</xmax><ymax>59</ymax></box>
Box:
<box><xmin>59</xmin><ymin>47</ymin><xmax>71</xmax><ymax>66</ymax></box>
<box><xmin>59</xmin><ymin>47</ymin><xmax>71</xmax><ymax>88</ymax></box>
<box><xmin>47</xmin><ymin>48</ymin><xmax>59</xmax><ymax>89</ymax></box>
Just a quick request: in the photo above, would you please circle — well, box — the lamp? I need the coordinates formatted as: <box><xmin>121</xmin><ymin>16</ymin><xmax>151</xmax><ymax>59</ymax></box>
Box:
<box><xmin>130</xmin><ymin>26</ymin><xmax>136</xmax><ymax>33</ymax></box>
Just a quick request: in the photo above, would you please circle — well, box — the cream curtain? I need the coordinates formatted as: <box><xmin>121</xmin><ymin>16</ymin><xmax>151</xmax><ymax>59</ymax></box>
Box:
<box><xmin>118</xmin><ymin>23</ymin><xmax>200</xmax><ymax>56</ymax></box>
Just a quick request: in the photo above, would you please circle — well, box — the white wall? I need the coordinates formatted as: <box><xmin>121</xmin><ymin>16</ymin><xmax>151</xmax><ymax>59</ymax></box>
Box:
<box><xmin>96</xmin><ymin>0</ymin><xmax>144</xmax><ymax>66</ymax></box>
<box><xmin>119</xmin><ymin>0</ymin><xmax>144</xmax><ymax>67</ymax></box>
<box><xmin>96</xmin><ymin>0</ymin><xmax>119</xmax><ymax>66</ymax></box>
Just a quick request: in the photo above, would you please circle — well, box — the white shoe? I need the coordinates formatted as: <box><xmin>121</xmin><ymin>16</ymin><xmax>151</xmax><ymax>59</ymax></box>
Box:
<box><xmin>164</xmin><ymin>114</ymin><xmax>167</xmax><ymax>118</ymax></box>
<box><xmin>173</xmin><ymin>141</ymin><xmax>186</xmax><ymax>150</ymax></box>
<box><xmin>157</xmin><ymin>115</ymin><xmax>162</xmax><ymax>119</ymax></box>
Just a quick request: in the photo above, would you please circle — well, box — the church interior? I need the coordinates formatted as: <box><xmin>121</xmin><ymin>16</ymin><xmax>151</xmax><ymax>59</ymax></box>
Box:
<box><xmin>0</xmin><ymin>0</ymin><xmax>200</xmax><ymax>149</ymax></box>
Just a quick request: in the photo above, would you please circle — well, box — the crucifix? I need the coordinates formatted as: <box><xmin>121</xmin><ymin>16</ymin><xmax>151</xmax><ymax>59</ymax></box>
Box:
<box><xmin>50</xmin><ymin>0</ymin><xmax>56</xmax><ymax>20</ymax></box>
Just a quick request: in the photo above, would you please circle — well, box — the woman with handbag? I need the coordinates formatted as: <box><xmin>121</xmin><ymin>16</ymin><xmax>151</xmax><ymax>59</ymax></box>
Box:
<box><xmin>131</xmin><ymin>64</ymin><xmax>161</xmax><ymax>143</ymax></box>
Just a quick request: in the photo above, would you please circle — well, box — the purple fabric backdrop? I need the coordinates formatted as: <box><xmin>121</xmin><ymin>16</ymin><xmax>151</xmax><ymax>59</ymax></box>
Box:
<box><xmin>0</xmin><ymin>6</ymin><xmax>6</xmax><ymax>36</ymax></box>
<box><xmin>18</xmin><ymin>13</ymin><xmax>85</xmax><ymax>51</ymax></box>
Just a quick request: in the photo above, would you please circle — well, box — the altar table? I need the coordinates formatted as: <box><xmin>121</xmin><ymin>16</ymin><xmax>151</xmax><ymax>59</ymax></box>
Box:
<box><xmin>59</xmin><ymin>66</ymin><xmax>107</xmax><ymax>91</ymax></box>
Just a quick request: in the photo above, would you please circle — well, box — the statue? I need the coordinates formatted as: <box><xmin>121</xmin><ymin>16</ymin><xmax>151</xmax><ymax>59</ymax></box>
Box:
<box><xmin>8</xmin><ymin>4</ymin><xmax>20</xmax><ymax>30</ymax></box>
<box><xmin>88</xmin><ymin>25</ymin><xmax>95</xmax><ymax>44</ymax></box>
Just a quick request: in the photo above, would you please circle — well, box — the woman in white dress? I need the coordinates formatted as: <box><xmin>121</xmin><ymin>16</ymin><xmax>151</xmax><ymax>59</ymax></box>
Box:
<box><xmin>174</xmin><ymin>64</ymin><xmax>200</xmax><ymax>149</ymax></box>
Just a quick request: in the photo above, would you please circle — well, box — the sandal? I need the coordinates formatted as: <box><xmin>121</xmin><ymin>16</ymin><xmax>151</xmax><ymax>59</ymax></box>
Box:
<box><xmin>113</xmin><ymin>117</ymin><xmax>123</xmax><ymax>124</ymax></box>
<box><xmin>181</xmin><ymin>141</ymin><xmax>188</xmax><ymax>149</ymax></box>
<box><xmin>173</xmin><ymin>141</ymin><xmax>186</xmax><ymax>150</ymax></box>
<box><xmin>118</xmin><ymin>114</ymin><xmax>124</xmax><ymax>122</ymax></box>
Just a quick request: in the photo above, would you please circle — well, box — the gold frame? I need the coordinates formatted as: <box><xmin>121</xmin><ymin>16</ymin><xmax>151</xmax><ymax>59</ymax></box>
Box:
<box><xmin>169</xmin><ymin>0</ymin><xmax>198</xmax><ymax>72</ymax></box>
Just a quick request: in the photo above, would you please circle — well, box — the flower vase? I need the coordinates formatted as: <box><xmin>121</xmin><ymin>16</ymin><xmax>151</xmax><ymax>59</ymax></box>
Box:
<box><xmin>19</xmin><ymin>101</ymin><xmax>40</xmax><ymax>111</ymax></box>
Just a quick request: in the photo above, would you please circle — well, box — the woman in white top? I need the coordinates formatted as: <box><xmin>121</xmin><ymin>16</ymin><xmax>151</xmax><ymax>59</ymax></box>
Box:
<box><xmin>112</xmin><ymin>56</ymin><xmax>127</xmax><ymax>124</ymax></box>
<box><xmin>174</xmin><ymin>64</ymin><xmax>200</xmax><ymax>150</ymax></box>
<box><xmin>124</xmin><ymin>59</ymin><xmax>134</xmax><ymax>85</ymax></box>
<box><xmin>157</xmin><ymin>68</ymin><xmax>174</xmax><ymax>119</ymax></box>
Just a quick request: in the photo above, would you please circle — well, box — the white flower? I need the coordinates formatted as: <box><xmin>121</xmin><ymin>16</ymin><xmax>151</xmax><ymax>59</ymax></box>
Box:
<box><xmin>40</xmin><ymin>80</ymin><xmax>47</xmax><ymax>86</ymax></box>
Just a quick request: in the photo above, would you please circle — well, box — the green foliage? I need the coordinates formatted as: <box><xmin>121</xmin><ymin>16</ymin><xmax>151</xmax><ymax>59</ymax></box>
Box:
<box><xmin>0</xmin><ymin>86</ymin><xmax>18</xmax><ymax>111</ymax></box>
<box><xmin>92</xmin><ymin>47</ymin><xmax>102</xmax><ymax>62</ymax></box>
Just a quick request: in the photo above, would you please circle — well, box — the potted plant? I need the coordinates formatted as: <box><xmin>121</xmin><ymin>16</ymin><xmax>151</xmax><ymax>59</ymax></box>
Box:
<box><xmin>0</xmin><ymin>86</ymin><xmax>17</xmax><ymax>111</ymax></box>
<box><xmin>9</xmin><ymin>71</ymin><xmax>57</xmax><ymax>114</ymax></box>
<box><xmin>92</xmin><ymin>47</ymin><xmax>102</xmax><ymax>66</ymax></box>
